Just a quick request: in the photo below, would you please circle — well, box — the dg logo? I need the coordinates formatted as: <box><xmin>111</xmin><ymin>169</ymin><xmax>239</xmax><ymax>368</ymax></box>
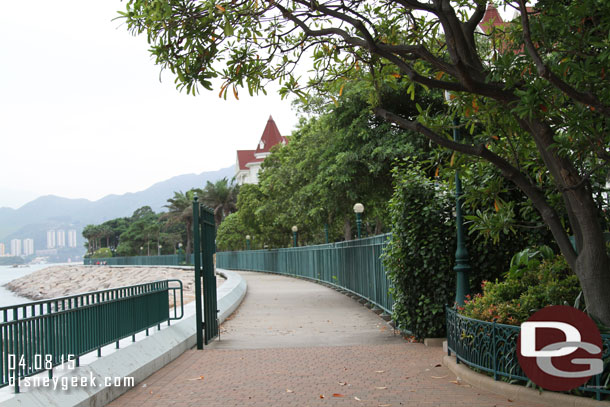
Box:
<box><xmin>517</xmin><ymin>305</ymin><xmax>603</xmax><ymax>391</ymax></box>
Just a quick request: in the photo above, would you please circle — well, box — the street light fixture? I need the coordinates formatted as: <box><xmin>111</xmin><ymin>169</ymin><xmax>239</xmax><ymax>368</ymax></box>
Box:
<box><xmin>246</xmin><ymin>235</ymin><xmax>251</xmax><ymax>251</ymax></box>
<box><xmin>445</xmin><ymin>90</ymin><xmax>471</xmax><ymax>306</ymax></box>
<box><xmin>158</xmin><ymin>244</ymin><xmax>162</xmax><ymax>256</ymax></box>
<box><xmin>353</xmin><ymin>203</ymin><xmax>364</xmax><ymax>239</ymax></box>
<box><xmin>291</xmin><ymin>225</ymin><xmax>298</xmax><ymax>247</ymax></box>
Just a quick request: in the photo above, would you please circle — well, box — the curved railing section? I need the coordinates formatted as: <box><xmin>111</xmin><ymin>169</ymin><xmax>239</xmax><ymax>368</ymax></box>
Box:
<box><xmin>216</xmin><ymin>234</ymin><xmax>393</xmax><ymax>314</ymax></box>
<box><xmin>446</xmin><ymin>306</ymin><xmax>610</xmax><ymax>401</ymax></box>
<box><xmin>1</xmin><ymin>280</ymin><xmax>183</xmax><ymax>392</ymax></box>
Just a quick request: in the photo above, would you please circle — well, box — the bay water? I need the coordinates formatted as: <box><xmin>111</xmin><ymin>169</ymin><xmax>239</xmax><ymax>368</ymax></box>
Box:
<box><xmin>0</xmin><ymin>263</ymin><xmax>75</xmax><ymax>307</ymax></box>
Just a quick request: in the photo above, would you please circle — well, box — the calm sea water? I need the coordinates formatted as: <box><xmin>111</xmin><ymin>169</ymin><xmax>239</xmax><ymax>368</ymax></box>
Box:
<box><xmin>0</xmin><ymin>263</ymin><xmax>76</xmax><ymax>307</ymax></box>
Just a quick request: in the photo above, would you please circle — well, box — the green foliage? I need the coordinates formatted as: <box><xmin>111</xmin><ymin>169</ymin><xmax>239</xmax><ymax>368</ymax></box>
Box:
<box><xmin>216</xmin><ymin>213</ymin><xmax>249</xmax><ymax>251</ymax></box>
<box><xmin>199</xmin><ymin>178</ymin><xmax>239</xmax><ymax>227</ymax></box>
<box><xmin>92</xmin><ymin>248</ymin><xmax>113</xmax><ymax>258</ymax></box>
<box><xmin>383</xmin><ymin>166</ymin><xmax>456</xmax><ymax>339</ymax></box>
<box><xmin>120</xmin><ymin>0</ymin><xmax>610</xmax><ymax>323</ymax></box>
<box><xmin>382</xmin><ymin>165</ymin><xmax>554</xmax><ymax>338</ymax></box>
<box><xmin>461</xmin><ymin>253</ymin><xmax>581</xmax><ymax>325</ymax></box>
<box><xmin>230</xmin><ymin>82</ymin><xmax>442</xmax><ymax>248</ymax></box>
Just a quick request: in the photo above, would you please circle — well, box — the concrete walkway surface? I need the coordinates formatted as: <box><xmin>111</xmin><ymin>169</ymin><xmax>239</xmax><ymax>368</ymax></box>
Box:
<box><xmin>109</xmin><ymin>271</ymin><xmax>550</xmax><ymax>407</ymax></box>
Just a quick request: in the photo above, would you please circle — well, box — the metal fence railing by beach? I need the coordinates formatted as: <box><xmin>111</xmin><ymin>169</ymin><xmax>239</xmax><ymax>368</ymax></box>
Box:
<box><xmin>0</xmin><ymin>280</ymin><xmax>183</xmax><ymax>393</ymax></box>
<box><xmin>446</xmin><ymin>306</ymin><xmax>610</xmax><ymax>401</ymax></box>
<box><xmin>83</xmin><ymin>254</ymin><xmax>201</xmax><ymax>266</ymax></box>
<box><xmin>216</xmin><ymin>234</ymin><xmax>393</xmax><ymax>314</ymax></box>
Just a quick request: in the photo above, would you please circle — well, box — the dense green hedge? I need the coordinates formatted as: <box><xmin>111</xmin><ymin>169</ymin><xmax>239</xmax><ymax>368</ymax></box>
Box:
<box><xmin>382</xmin><ymin>166</ymin><xmax>549</xmax><ymax>339</ymax></box>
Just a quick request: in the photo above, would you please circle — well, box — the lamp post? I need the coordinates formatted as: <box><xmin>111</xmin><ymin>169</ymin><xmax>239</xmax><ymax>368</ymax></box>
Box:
<box><xmin>158</xmin><ymin>244</ymin><xmax>162</xmax><ymax>256</ymax></box>
<box><xmin>353</xmin><ymin>203</ymin><xmax>364</xmax><ymax>239</ymax></box>
<box><xmin>246</xmin><ymin>235</ymin><xmax>251</xmax><ymax>250</ymax></box>
<box><xmin>178</xmin><ymin>242</ymin><xmax>183</xmax><ymax>263</ymax></box>
<box><xmin>291</xmin><ymin>225</ymin><xmax>298</xmax><ymax>247</ymax></box>
<box><xmin>445</xmin><ymin>91</ymin><xmax>471</xmax><ymax>306</ymax></box>
<box><xmin>140</xmin><ymin>246</ymin><xmax>144</xmax><ymax>256</ymax></box>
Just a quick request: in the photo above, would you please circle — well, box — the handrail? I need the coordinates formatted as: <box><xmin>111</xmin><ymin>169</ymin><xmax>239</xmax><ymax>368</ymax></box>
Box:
<box><xmin>216</xmin><ymin>234</ymin><xmax>393</xmax><ymax>314</ymax></box>
<box><xmin>446</xmin><ymin>306</ymin><xmax>610</xmax><ymax>401</ymax></box>
<box><xmin>0</xmin><ymin>279</ymin><xmax>184</xmax><ymax>392</ymax></box>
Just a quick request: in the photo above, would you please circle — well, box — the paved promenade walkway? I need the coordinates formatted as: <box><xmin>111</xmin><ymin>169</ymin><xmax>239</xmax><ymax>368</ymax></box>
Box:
<box><xmin>109</xmin><ymin>271</ymin><xmax>548</xmax><ymax>407</ymax></box>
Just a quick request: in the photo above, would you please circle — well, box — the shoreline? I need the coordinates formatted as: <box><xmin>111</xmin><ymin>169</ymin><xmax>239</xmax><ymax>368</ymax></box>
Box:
<box><xmin>5</xmin><ymin>265</ymin><xmax>220</xmax><ymax>305</ymax></box>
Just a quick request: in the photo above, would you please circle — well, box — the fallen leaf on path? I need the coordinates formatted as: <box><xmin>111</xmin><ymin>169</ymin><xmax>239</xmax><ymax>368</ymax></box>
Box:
<box><xmin>507</xmin><ymin>399</ymin><xmax>513</xmax><ymax>402</ymax></box>
<box><xmin>354</xmin><ymin>396</ymin><xmax>361</xmax><ymax>401</ymax></box>
<box><xmin>286</xmin><ymin>389</ymin><xmax>294</xmax><ymax>393</ymax></box>
<box><xmin>338</xmin><ymin>382</ymin><xmax>348</xmax><ymax>386</ymax></box>
<box><xmin>333</xmin><ymin>393</ymin><xmax>345</xmax><ymax>397</ymax></box>
<box><xmin>319</xmin><ymin>394</ymin><xmax>325</xmax><ymax>399</ymax></box>
<box><xmin>187</xmin><ymin>376</ymin><xmax>204</xmax><ymax>381</ymax></box>
<box><xmin>434</xmin><ymin>364</ymin><xmax>442</xmax><ymax>367</ymax></box>
<box><xmin>450</xmin><ymin>380</ymin><xmax>460</xmax><ymax>384</ymax></box>
<box><xmin>378</xmin><ymin>404</ymin><xmax>392</xmax><ymax>406</ymax></box>
<box><xmin>375</xmin><ymin>386</ymin><xmax>387</xmax><ymax>390</ymax></box>
<box><xmin>431</xmin><ymin>375</ymin><xmax>447</xmax><ymax>379</ymax></box>
<box><xmin>375</xmin><ymin>370</ymin><xmax>385</xmax><ymax>373</ymax></box>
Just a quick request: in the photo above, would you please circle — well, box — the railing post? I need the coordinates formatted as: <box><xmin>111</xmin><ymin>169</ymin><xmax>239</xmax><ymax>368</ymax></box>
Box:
<box><xmin>492</xmin><ymin>320</ymin><xmax>497</xmax><ymax>381</ymax></box>
<box><xmin>193</xmin><ymin>196</ymin><xmax>204</xmax><ymax>350</ymax></box>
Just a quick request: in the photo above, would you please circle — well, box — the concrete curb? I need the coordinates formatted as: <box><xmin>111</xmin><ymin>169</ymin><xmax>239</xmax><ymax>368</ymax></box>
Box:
<box><xmin>0</xmin><ymin>268</ymin><xmax>247</xmax><ymax>407</ymax></box>
<box><xmin>443</xmin><ymin>355</ymin><xmax>610</xmax><ymax>407</ymax></box>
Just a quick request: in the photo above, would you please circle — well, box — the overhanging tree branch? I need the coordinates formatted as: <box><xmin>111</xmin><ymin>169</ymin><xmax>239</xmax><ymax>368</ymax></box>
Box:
<box><xmin>518</xmin><ymin>0</ymin><xmax>610</xmax><ymax>117</ymax></box>
<box><xmin>375</xmin><ymin>106</ymin><xmax>578</xmax><ymax>267</ymax></box>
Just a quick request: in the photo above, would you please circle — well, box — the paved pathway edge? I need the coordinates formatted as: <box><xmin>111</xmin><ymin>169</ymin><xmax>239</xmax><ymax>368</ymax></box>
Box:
<box><xmin>443</xmin><ymin>355</ymin><xmax>610</xmax><ymax>407</ymax></box>
<box><xmin>0</xmin><ymin>269</ymin><xmax>247</xmax><ymax>407</ymax></box>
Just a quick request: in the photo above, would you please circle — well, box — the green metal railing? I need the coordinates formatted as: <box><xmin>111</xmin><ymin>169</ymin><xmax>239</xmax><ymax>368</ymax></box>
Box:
<box><xmin>0</xmin><ymin>280</ymin><xmax>183</xmax><ymax>393</ymax></box>
<box><xmin>217</xmin><ymin>234</ymin><xmax>393</xmax><ymax>314</ymax></box>
<box><xmin>446</xmin><ymin>307</ymin><xmax>610</xmax><ymax>401</ymax></box>
<box><xmin>84</xmin><ymin>254</ymin><xmax>201</xmax><ymax>266</ymax></box>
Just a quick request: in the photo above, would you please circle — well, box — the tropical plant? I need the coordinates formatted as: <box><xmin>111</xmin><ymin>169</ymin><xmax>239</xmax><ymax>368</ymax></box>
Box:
<box><xmin>163</xmin><ymin>190</ymin><xmax>198</xmax><ymax>258</ymax></box>
<box><xmin>199</xmin><ymin>178</ymin><xmax>239</xmax><ymax>227</ymax></box>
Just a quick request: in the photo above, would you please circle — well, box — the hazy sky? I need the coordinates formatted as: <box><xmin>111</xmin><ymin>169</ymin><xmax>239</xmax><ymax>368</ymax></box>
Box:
<box><xmin>0</xmin><ymin>1</ymin><xmax>299</xmax><ymax>209</ymax></box>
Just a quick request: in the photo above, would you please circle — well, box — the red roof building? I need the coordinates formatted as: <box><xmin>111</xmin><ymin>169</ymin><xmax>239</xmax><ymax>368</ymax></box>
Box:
<box><xmin>235</xmin><ymin>116</ymin><xmax>288</xmax><ymax>185</ymax></box>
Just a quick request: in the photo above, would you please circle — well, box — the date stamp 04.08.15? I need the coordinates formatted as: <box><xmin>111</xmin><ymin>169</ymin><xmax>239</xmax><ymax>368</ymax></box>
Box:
<box><xmin>7</xmin><ymin>354</ymin><xmax>134</xmax><ymax>391</ymax></box>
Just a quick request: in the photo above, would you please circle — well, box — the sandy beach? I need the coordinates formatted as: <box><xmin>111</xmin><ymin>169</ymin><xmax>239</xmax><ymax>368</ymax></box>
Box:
<box><xmin>5</xmin><ymin>265</ymin><xmax>222</xmax><ymax>305</ymax></box>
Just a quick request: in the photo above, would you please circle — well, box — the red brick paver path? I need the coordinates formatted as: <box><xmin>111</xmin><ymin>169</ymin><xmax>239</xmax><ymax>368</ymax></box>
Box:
<box><xmin>109</xmin><ymin>272</ymin><xmax>549</xmax><ymax>407</ymax></box>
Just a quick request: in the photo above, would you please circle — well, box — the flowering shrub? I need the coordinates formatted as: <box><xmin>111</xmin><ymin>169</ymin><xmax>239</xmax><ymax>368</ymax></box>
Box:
<box><xmin>460</xmin><ymin>253</ymin><xmax>581</xmax><ymax>325</ymax></box>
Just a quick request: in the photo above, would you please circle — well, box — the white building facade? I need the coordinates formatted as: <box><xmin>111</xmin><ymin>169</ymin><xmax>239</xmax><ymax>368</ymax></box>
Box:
<box><xmin>47</xmin><ymin>230</ymin><xmax>56</xmax><ymax>249</ymax></box>
<box><xmin>23</xmin><ymin>238</ymin><xmax>34</xmax><ymax>256</ymax></box>
<box><xmin>10</xmin><ymin>239</ymin><xmax>21</xmax><ymax>256</ymax></box>
<box><xmin>68</xmin><ymin>229</ymin><xmax>78</xmax><ymax>248</ymax></box>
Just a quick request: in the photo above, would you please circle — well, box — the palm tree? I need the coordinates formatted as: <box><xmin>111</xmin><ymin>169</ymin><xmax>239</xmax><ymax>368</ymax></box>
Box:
<box><xmin>163</xmin><ymin>190</ymin><xmax>197</xmax><ymax>259</ymax></box>
<box><xmin>200</xmin><ymin>178</ymin><xmax>239</xmax><ymax>227</ymax></box>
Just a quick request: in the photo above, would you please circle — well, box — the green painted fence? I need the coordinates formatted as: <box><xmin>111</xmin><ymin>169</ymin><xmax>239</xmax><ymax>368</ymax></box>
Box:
<box><xmin>1</xmin><ymin>280</ymin><xmax>183</xmax><ymax>393</ymax></box>
<box><xmin>446</xmin><ymin>306</ymin><xmax>610</xmax><ymax>401</ymax></box>
<box><xmin>84</xmin><ymin>254</ymin><xmax>200</xmax><ymax>266</ymax></box>
<box><xmin>216</xmin><ymin>234</ymin><xmax>393</xmax><ymax>314</ymax></box>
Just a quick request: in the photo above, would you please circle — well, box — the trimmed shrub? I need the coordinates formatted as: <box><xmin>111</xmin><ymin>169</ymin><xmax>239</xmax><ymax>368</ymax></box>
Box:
<box><xmin>460</xmin><ymin>251</ymin><xmax>581</xmax><ymax>325</ymax></box>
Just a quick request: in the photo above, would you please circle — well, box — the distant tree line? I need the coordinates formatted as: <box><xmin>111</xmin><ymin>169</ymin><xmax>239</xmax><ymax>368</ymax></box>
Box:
<box><xmin>82</xmin><ymin>178</ymin><xmax>238</xmax><ymax>258</ymax></box>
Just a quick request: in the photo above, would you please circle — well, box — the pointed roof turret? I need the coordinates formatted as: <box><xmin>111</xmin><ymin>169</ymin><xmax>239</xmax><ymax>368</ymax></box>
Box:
<box><xmin>255</xmin><ymin>115</ymin><xmax>285</xmax><ymax>154</ymax></box>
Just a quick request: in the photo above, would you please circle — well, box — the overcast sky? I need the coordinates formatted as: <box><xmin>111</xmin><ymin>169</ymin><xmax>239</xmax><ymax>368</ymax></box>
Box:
<box><xmin>0</xmin><ymin>1</ymin><xmax>299</xmax><ymax>209</ymax></box>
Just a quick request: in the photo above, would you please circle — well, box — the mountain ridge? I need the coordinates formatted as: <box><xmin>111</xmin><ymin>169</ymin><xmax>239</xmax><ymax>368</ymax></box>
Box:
<box><xmin>0</xmin><ymin>165</ymin><xmax>235</xmax><ymax>245</ymax></box>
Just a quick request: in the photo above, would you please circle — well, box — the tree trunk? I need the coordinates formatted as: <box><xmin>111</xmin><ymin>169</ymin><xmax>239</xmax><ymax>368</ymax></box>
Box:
<box><xmin>343</xmin><ymin>217</ymin><xmax>352</xmax><ymax>241</ymax></box>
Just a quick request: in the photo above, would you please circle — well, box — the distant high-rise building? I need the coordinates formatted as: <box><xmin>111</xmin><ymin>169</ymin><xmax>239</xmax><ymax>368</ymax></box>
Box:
<box><xmin>10</xmin><ymin>239</ymin><xmax>21</xmax><ymax>256</ymax></box>
<box><xmin>47</xmin><ymin>230</ymin><xmax>56</xmax><ymax>249</ymax></box>
<box><xmin>0</xmin><ymin>243</ymin><xmax>5</xmax><ymax>256</ymax></box>
<box><xmin>68</xmin><ymin>229</ymin><xmax>78</xmax><ymax>248</ymax></box>
<box><xmin>57</xmin><ymin>229</ymin><xmax>66</xmax><ymax>248</ymax></box>
<box><xmin>23</xmin><ymin>239</ymin><xmax>34</xmax><ymax>256</ymax></box>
